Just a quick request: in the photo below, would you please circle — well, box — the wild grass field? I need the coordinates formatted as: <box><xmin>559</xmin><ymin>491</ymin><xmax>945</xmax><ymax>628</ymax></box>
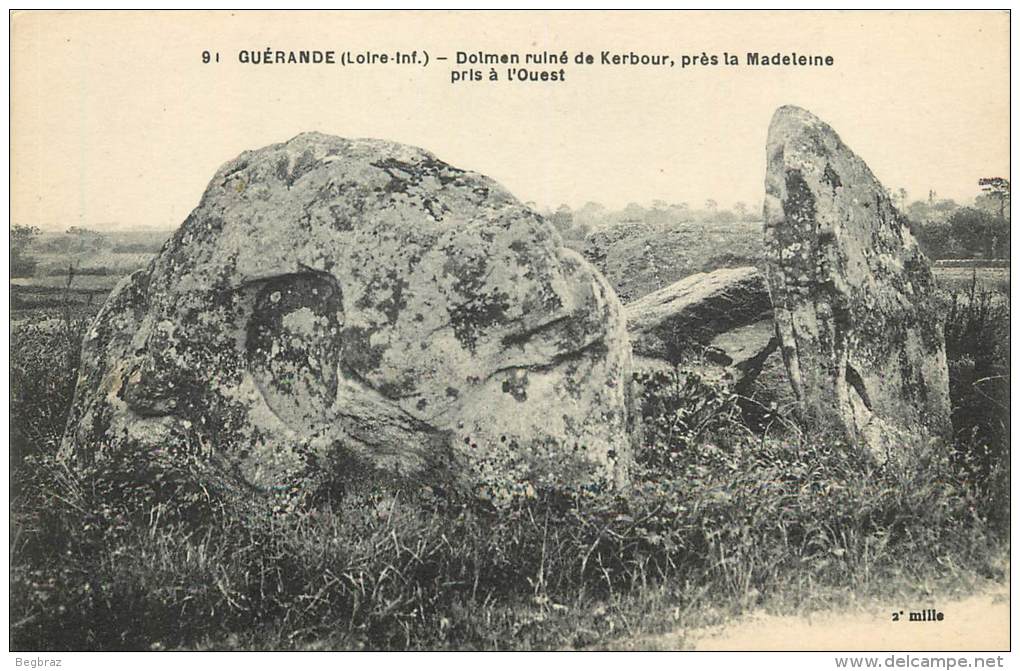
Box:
<box><xmin>9</xmin><ymin>250</ymin><xmax>1010</xmax><ymax>650</ymax></box>
<box><xmin>932</xmin><ymin>267</ymin><xmax>1010</xmax><ymax>294</ymax></box>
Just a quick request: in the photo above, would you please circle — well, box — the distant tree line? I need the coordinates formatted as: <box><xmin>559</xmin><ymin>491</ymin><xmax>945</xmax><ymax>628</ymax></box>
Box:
<box><xmin>37</xmin><ymin>227</ymin><xmax>109</xmax><ymax>254</ymax></box>
<box><xmin>10</xmin><ymin>226</ymin><xmax>112</xmax><ymax>279</ymax></box>
<box><xmin>11</xmin><ymin>180</ymin><xmax>1004</xmax><ymax>281</ymax></box>
<box><xmin>903</xmin><ymin>179</ymin><xmax>1010</xmax><ymax>260</ymax></box>
<box><xmin>9</xmin><ymin>226</ymin><xmax>167</xmax><ymax>279</ymax></box>
<box><xmin>533</xmin><ymin>200</ymin><xmax>763</xmax><ymax>247</ymax></box>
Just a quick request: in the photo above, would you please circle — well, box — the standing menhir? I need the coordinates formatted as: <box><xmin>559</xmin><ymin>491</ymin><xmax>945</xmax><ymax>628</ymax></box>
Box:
<box><xmin>762</xmin><ymin>106</ymin><xmax>951</xmax><ymax>461</ymax></box>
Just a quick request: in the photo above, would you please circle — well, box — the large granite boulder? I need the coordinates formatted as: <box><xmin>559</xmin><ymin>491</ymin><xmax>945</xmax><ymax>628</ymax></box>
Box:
<box><xmin>60</xmin><ymin>133</ymin><xmax>634</xmax><ymax>498</ymax></box>
<box><xmin>762</xmin><ymin>106</ymin><xmax>951</xmax><ymax>459</ymax></box>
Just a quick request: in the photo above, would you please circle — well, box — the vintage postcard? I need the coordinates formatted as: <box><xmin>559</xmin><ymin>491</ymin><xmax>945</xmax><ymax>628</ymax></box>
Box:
<box><xmin>8</xmin><ymin>9</ymin><xmax>1011</xmax><ymax>662</ymax></box>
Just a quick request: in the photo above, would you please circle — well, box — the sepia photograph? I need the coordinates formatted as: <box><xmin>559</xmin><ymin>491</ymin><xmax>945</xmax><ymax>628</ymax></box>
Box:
<box><xmin>7</xmin><ymin>8</ymin><xmax>1012</xmax><ymax>661</ymax></box>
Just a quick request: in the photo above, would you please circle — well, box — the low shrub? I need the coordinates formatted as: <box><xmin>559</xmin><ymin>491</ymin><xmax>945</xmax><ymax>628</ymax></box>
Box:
<box><xmin>10</xmin><ymin>317</ymin><xmax>88</xmax><ymax>466</ymax></box>
<box><xmin>943</xmin><ymin>286</ymin><xmax>1010</xmax><ymax>534</ymax></box>
<box><xmin>633</xmin><ymin>366</ymin><xmax>746</xmax><ymax>469</ymax></box>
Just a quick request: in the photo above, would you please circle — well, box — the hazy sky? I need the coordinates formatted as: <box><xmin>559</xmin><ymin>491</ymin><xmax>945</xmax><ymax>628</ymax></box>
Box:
<box><xmin>12</xmin><ymin>10</ymin><xmax>1010</xmax><ymax>230</ymax></box>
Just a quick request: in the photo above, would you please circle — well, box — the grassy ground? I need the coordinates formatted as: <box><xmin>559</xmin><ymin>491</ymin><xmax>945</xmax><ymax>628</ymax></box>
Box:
<box><xmin>933</xmin><ymin>267</ymin><xmax>1009</xmax><ymax>294</ymax></box>
<box><xmin>31</xmin><ymin>250</ymin><xmax>154</xmax><ymax>277</ymax></box>
<box><xmin>12</xmin><ymin>274</ymin><xmax>126</xmax><ymax>290</ymax></box>
<box><xmin>8</xmin><ymin>273</ymin><xmax>1010</xmax><ymax>651</ymax></box>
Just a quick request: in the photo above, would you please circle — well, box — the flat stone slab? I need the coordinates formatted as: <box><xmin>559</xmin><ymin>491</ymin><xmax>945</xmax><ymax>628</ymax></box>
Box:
<box><xmin>625</xmin><ymin>266</ymin><xmax>775</xmax><ymax>374</ymax></box>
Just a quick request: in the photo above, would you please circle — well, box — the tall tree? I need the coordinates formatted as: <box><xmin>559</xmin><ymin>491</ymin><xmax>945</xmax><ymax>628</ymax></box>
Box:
<box><xmin>11</xmin><ymin>224</ymin><xmax>40</xmax><ymax>277</ymax></box>
<box><xmin>978</xmin><ymin>177</ymin><xmax>1010</xmax><ymax>221</ymax></box>
<box><xmin>549</xmin><ymin>204</ymin><xmax>574</xmax><ymax>234</ymax></box>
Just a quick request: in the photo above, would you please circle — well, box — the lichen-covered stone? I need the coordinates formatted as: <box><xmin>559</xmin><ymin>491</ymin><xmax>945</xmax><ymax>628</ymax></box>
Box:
<box><xmin>762</xmin><ymin>106</ymin><xmax>951</xmax><ymax>459</ymax></box>
<box><xmin>625</xmin><ymin>267</ymin><xmax>777</xmax><ymax>383</ymax></box>
<box><xmin>581</xmin><ymin>219</ymin><xmax>764</xmax><ymax>304</ymax></box>
<box><xmin>60</xmin><ymin>133</ymin><xmax>633</xmax><ymax>496</ymax></box>
<box><xmin>582</xmin><ymin>221</ymin><xmax>658</xmax><ymax>302</ymax></box>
